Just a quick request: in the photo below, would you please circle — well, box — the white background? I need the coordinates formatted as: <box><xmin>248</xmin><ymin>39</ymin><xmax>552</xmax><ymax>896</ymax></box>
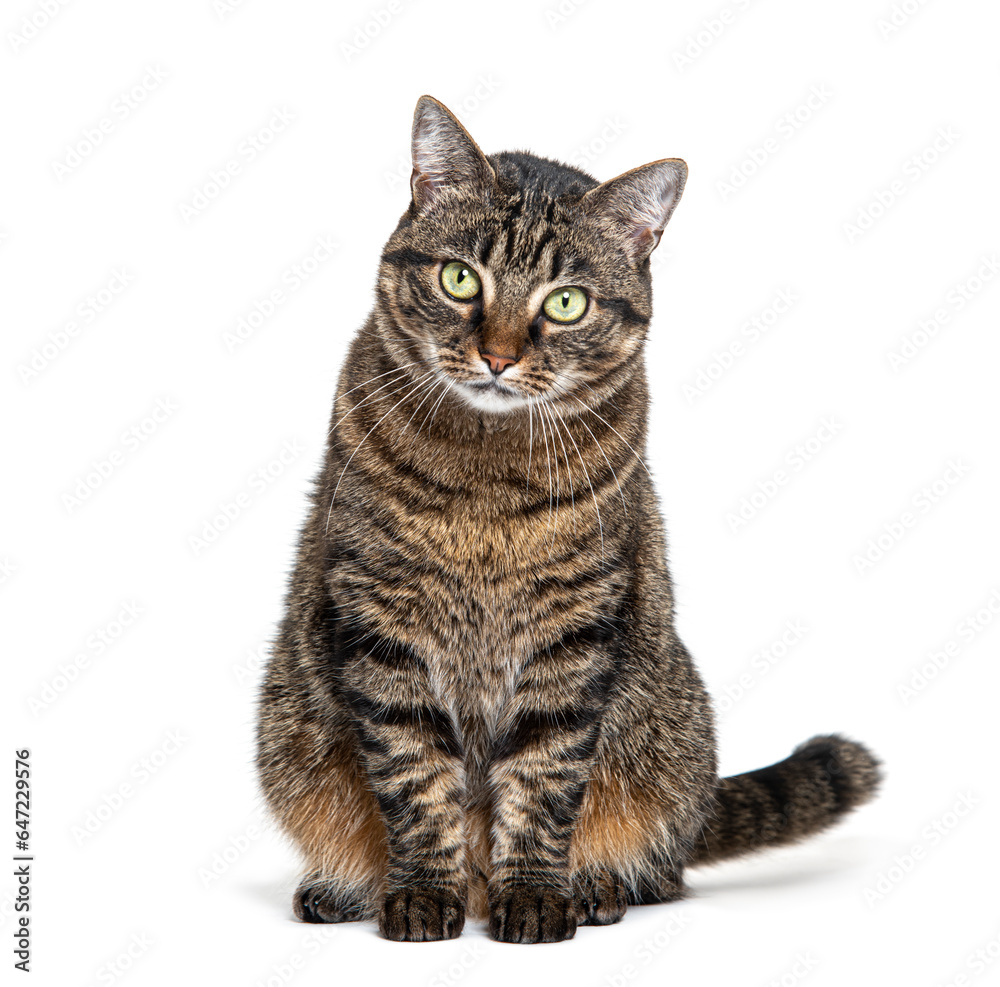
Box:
<box><xmin>4</xmin><ymin>0</ymin><xmax>999</xmax><ymax>984</ymax></box>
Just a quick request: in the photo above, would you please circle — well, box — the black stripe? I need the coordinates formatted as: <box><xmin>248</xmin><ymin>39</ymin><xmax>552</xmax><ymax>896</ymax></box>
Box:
<box><xmin>504</xmin><ymin>832</ymin><xmax>571</xmax><ymax>863</ymax></box>
<box><xmin>600</xmin><ymin>296</ymin><xmax>647</xmax><ymax>326</ymax></box>
<box><xmin>375</xmin><ymin>770</ymin><xmax>447</xmax><ymax>803</ymax></box>
<box><xmin>363</xmin><ymin>637</ymin><xmax>426</xmax><ymax>669</ymax></box>
<box><xmin>746</xmin><ymin>763</ymin><xmax>792</xmax><ymax>840</ymax></box>
<box><xmin>330</xmin><ymin>438</ymin><xmax>442</xmax><ymax>515</ymax></box>
<box><xmin>400</xmin><ymin>292</ymin><xmax>436</xmax><ymax>321</ymax></box>
<box><xmin>356</xmin><ymin>732</ymin><xmax>391</xmax><ymax>757</ymax></box>
<box><xmin>355</xmin><ymin>696</ymin><xmax>463</xmax><ymax>761</ymax></box>
<box><xmin>549</xmin><ymin>246</ymin><xmax>563</xmax><ymax>281</ymax></box>
<box><xmin>505</xmin><ymin>192</ymin><xmax>524</xmax><ymax>222</ymax></box>
<box><xmin>346</xmin><ymin>690</ymin><xmax>455</xmax><ymax>734</ymax></box>
<box><xmin>537</xmin><ymin>781</ymin><xmax>587</xmax><ymax>827</ymax></box>
<box><xmin>492</xmin><ymin>706</ymin><xmax>600</xmax><ymax>761</ymax></box>
<box><xmin>528</xmin><ymin>313</ymin><xmax>543</xmax><ymax>347</ymax></box>
<box><xmin>558</xmin><ymin>253</ymin><xmax>596</xmax><ymax>279</ymax></box>
<box><xmin>560</xmin><ymin>732</ymin><xmax>601</xmax><ymax>763</ymax></box>
<box><xmin>359</xmin><ymin>432</ymin><xmax>457</xmax><ymax>499</ymax></box>
<box><xmin>390</xmin><ymin>827</ymin><xmax>461</xmax><ymax>859</ymax></box>
<box><xmin>403</xmin><ymin>280</ymin><xmax>442</xmax><ymax>319</ymax></box>
<box><xmin>372</xmin><ymin>788</ymin><xmax>418</xmax><ymax>828</ymax></box>
<box><xmin>529</xmin><ymin>229</ymin><xmax>555</xmax><ymax>270</ymax></box>
<box><xmin>564</xmin><ymin>620</ymin><xmax>623</xmax><ymax>653</ymax></box>
<box><xmin>503</xmin><ymin>225</ymin><xmax>516</xmax><ymax>263</ymax></box>
<box><xmin>381</xmin><ymin>247</ymin><xmax>436</xmax><ymax>266</ymax></box>
<box><xmin>538</xmin><ymin>564</ymin><xmax>625</xmax><ymax>597</ymax></box>
<box><xmin>823</xmin><ymin>758</ymin><xmax>853</xmax><ymax>811</ymax></box>
<box><xmin>336</xmin><ymin>543</ymin><xmax>412</xmax><ymax>590</ymax></box>
<box><xmin>477</xmin><ymin>233</ymin><xmax>495</xmax><ymax>265</ymax></box>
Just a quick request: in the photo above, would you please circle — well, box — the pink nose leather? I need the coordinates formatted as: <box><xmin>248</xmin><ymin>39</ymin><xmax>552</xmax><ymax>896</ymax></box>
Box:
<box><xmin>480</xmin><ymin>351</ymin><xmax>518</xmax><ymax>375</ymax></box>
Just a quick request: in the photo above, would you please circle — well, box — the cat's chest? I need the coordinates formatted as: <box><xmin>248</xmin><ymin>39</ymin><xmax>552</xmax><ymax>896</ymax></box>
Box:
<box><xmin>333</xmin><ymin>469</ymin><xmax>609</xmax><ymax>724</ymax></box>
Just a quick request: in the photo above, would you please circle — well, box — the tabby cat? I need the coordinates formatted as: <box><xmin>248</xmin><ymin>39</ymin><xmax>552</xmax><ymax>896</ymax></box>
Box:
<box><xmin>255</xmin><ymin>96</ymin><xmax>880</xmax><ymax>943</ymax></box>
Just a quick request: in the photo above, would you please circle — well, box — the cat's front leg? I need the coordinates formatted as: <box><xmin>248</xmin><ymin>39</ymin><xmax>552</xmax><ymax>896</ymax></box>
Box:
<box><xmin>341</xmin><ymin>630</ymin><xmax>468</xmax><ymax>941</ymax></box>
<box><xmin>487</xmin><ymin>622</ymin><xmax>614</xmax><ymax>943</ymax></box>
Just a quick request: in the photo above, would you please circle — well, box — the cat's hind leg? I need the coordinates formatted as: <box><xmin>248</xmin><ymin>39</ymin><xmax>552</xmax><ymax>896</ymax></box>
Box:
<box><xmin>258</xmin><ymin>701</ymin><xmax>388</xmax><ymax>923</ymax></box>
<box><xmin>570</xmin><ymin>760</ymin><xmax>692</xmax><ymax>922</ymax></box>
<box><xmin>573</xmin><ymin>869</ymin><xmax>628</xmax><ymax>926</ymax></box>
<box><xmin>294</xmin><ymin>871</ymin><xmax>368</xmax><ymax>923</ymax></box>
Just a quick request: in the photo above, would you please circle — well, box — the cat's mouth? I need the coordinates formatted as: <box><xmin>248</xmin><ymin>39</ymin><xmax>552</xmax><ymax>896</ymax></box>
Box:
<box><xmin>447</xmin><ymin>374</ymin><xmax>535</xmax><ymax>413</ymax></box>
<box><xmin>467</xmin><ymin>378</ymin><xmax>518</xmax><ymax>395</ymax></box>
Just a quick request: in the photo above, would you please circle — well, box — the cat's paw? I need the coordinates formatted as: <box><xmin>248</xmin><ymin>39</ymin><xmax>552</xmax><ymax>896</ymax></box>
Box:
<box><xmin>575</xmin><ymin>871</ymin><xmax>627</xmax><ymax>926</ymax></box>
<box><xmin>379</xmin><ymin>888</ymin><xmax>465</xmax><ymax>942</ymax></box>
<box><xmin>293</xmin><ymin>880</ymin><xmax>366</xmax><ymax>924</ymax></box>
<box><xmin>488</xmin><ymin>884</ymin><xmax>577</xmax><ymax>944</ymax></box>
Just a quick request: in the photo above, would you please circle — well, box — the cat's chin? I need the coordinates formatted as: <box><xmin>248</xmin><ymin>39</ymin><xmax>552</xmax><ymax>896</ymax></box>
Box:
<box><xmin>450</xmin><ymin>379</ymin><xmax>536</xmax><ymax>414</ymax></box>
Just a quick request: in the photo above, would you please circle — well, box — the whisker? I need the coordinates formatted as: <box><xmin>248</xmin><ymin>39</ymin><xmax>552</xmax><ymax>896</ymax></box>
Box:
<box><xmin>330</xmin><ymin>369</ymin><xmax>417</xmax><ymax>434</ymax></box>
<box><xmin>565</xmin><ymin>392</ymin><xmax>652</xmax><ymax>478</ymax></box>
<box><xmin>411</xmin><ymin>378</ymin><xmax>448</xmax><ymax>441</ymax></box>
<box><xmin>427</xmin><ymin>379</ymin><xmax>455</xmax><ymax>430</ymax></box>
<box><xmin>570</xmin><ymin>374</ymin><xmax>628</xmax><ymax>417</ymax></box>
<box><xmin>575</xmin><ymin>415</ymin><xmax>627</xmax><ymax>515</ymax></box>
<box><xmin>325</xmin><ymin>370</ymin><xmax>437</xmax><ymax>533</ymax></box>
<box><xmin>541</xmin><ymin>404</ymin><xmax>562</xmax><ymax>548</ymax></box>
<box><xmin>544</xmin><ymin>403</ymin><xmax>578</xmax><ymax>535</ymax></box>
<box><xmin>526</xmin><ymin>403</ymin><xmax>534</xmax><ymax>493</ymax></box>
<box><xmin>400</xmin><ymin>377</ymin><xmax>447</xmax><ymax>439</ymax></box>
<box><xmin>358</xmin><ymin>331</ymin><xmax>417</xmax><ymax>345</ymax></box>
<box><xmin>337</xmin><ymin>360</ymin><xmax>422</xmax><ymax>404</ymax></box>
<box><xmin>535</xmin><ymin>401</ymin><xmax>555</xmax><ymax>544</ymax></box>
<box><xmin>551</xmin><ymin>402</ymin><xmax>604</xmax><ymax>561</ymax></box>
<box><xmin>356</xmin><ymin>323</ymin><xmax>418</xmax><ymax>344</ymax></box>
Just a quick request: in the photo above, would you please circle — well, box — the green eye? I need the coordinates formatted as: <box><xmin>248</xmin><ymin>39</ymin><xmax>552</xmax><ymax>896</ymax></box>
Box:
<box><xmin>543</xmin><ymin>286</ymin><xmax>588</xmax><ymax>323</ymax></box>
<box><xmin>440</xmin><ymin>261</ymin><xmax>481</xmax><ymax>301</ymax></box>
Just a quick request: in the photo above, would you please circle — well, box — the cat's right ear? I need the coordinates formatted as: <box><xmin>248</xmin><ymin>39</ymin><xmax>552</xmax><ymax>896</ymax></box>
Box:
<box><xmin>411</xmin><ymin>96</ymin><xmax>496</xmax><ymax>214</ymax></box>
<box><xmin>581</xmin><ymin>158</ymin><xmax>688</xmax><ymax>265</ymax></box>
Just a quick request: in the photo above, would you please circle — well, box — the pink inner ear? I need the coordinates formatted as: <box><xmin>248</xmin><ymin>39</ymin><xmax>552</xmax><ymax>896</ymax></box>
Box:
<box><xmin>411</xmin><ymin>167</ymin><xmax>436</xmax><ymax>206</ymax></box>
<box><xmin>606</xmin><ymin>196</ymin><xmax>666</xmax><ymax>263</ymax></box>
<box><xmin>630</xmin><ymin>226</ymin><xmax>657</xmax><ymax>255</ymax></box>
<box><xmin>582</xmin><ymin>159</ymin><xmax>685</xmax><ymax>263</ymax></box>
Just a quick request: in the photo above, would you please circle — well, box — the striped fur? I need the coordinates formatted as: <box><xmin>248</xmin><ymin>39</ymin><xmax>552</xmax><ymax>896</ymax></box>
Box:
<box><xmin>255</xmin><ymin>97</ymin><xmax>881</xmax><ymax>943</ymax></box>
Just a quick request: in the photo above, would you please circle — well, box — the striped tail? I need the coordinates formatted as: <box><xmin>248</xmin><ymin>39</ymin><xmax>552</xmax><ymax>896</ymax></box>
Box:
<box><xmin>689</xmin><ymin>734</ymin><xmax>881</xmax><ymax>866</ymax></box>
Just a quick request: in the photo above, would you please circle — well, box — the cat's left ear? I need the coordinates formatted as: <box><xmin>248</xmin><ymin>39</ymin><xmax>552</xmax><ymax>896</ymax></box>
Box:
<box><xmin>581</xmin><ymin>159</ymin><xmax>687</xmax><ymax>265</ymax></box>
<box><xmin>411</xmin><ymin>95</ymin><xmax>496</xmax><ymax>214</ymax></box>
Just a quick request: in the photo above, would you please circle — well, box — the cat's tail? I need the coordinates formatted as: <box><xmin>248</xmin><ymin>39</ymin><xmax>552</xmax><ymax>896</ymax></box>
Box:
<box><xmin>688</xmin><ymin>734</ymin><xmax>881</xmax><ymax>866</ymax></box>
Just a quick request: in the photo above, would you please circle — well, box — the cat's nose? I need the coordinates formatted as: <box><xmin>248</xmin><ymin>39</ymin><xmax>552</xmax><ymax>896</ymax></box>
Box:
<box><xmin>479</xmin><ymin>350</ymin><xmax>519</xmax><ymax>375</ymax></box>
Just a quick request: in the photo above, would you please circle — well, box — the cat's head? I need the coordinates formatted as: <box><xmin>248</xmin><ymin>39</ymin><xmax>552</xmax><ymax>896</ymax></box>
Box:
<box><xmin>376</xmin><ymin>96</ymin><xmax>686</xmax><ymax>415</ymax></box>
